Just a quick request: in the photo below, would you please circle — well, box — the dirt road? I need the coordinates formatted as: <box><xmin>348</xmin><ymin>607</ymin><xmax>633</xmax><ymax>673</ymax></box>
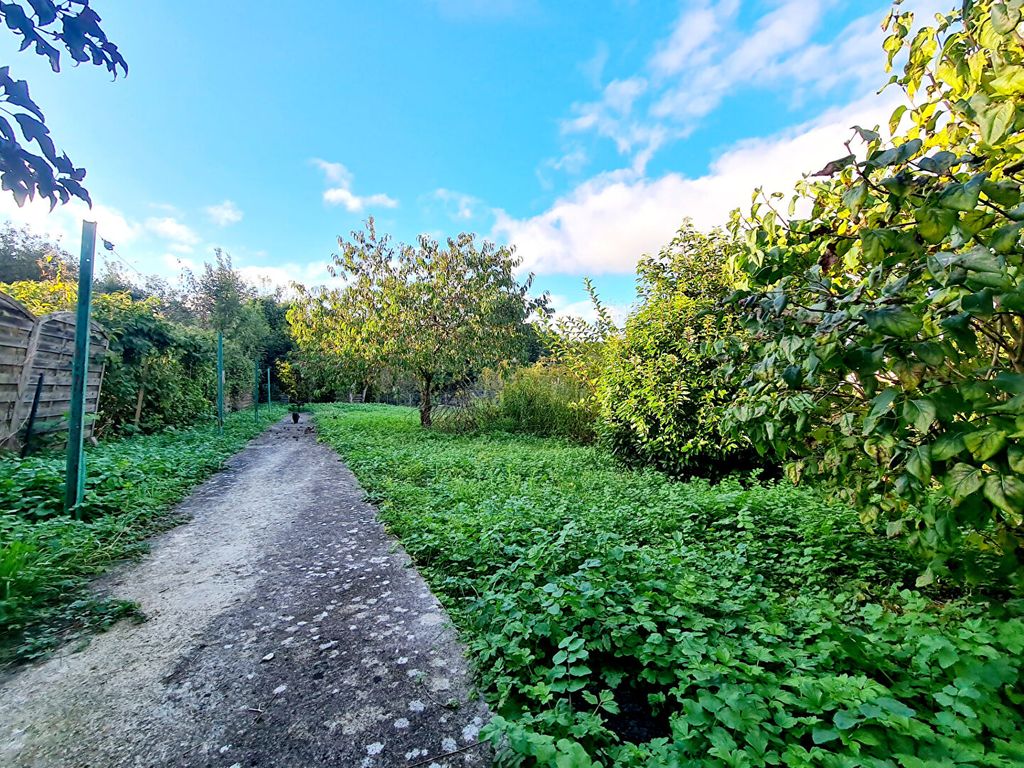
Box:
<box><xmin>0</xmin><ymin>416</ymin><xmax>489</xmax><ymax>768</ymax></box>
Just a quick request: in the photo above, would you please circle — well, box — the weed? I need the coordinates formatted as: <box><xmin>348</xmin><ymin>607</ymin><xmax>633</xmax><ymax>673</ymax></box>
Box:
<box><xmin>315</xmin><ymin>404</ymin><xmax>1024</xmax><ymax>768</ymax></box>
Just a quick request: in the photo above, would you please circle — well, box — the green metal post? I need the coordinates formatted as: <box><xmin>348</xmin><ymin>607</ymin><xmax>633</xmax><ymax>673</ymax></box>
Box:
<box><xmin>266</xmin><ymin>367</ymin><xmax>271</xmax><ymax>407</ymax></box>
<box><xmin>64</xmin><ymin>221</ymin><xmax>97</xmax><ymax>516</ymax></box>
<box><xmin>216</xmin><ymin>331</ymin><xmax>224</xmax><ymax>433</ymax></box>
<box><xmin>253</xmin><ymin>361</ymin><xmax>259</xmax><ymax>424</ymax></box>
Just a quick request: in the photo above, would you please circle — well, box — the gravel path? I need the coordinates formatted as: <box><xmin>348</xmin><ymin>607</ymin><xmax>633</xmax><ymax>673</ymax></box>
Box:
<box><xmin>0</xmin><ymin>415</ymin><xmax>490</xmax><ymax>768</ymax></box>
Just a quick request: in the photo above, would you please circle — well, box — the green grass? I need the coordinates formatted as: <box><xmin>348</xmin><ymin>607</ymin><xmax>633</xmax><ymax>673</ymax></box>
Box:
<box><xmin>0</xmin><ymin>406</ymin><xmax>286</xmax><ymax>666</ymax></box>
<box><xmin>314</xmin><ymin>403</ymin><xmax>1024</xmax><ymax>768</ymax></box>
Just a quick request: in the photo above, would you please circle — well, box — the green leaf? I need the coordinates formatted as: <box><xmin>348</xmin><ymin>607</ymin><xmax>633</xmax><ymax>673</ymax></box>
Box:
<box><xmin>939</xmin><ymin>175</ymin><xmax>985</xmax><ymax>211</ymax></box>
<box><xmin>982</xmin><ymin>179</ymin><xmax>1021</xmax><ymax>206</ymax></box>
<box><xmin>959</xmin><ymin>246</ymin><xmax>1003</xmax><ymax>273</ymax></box>
<box><xmin>989</xmin><ymin>223</ymin><xmax>1023</xmax><ymax>252</ymax></box>
<box><xmin>833</xmin><ymin>710</ymin><xmax>861</xmax><ymax>731</ymax></box>
<box><xmin>812</xmin><ymin>728</ymin><xmax>840</xmax><ymax>745</ymax></box>
<box><xmin>843</xmin><ymin>181</ymin><xmax>869</xmax><ymax>215</ymax></box>
<box><xmin>915</xmin><ymin>206</ymin><xmax>957</xmax><ymax>243</ymax></box>
<box><xmin>990</xmin><ymin>65</ymin><xmax>1024</xmax><ymax>95</ymax></box>
<box><xmin>853</xmin><ymin>125</ymin><xmax>880</xmax><ymax>143</ymax></box>
<box><xmin>961</xmin><ymin>289</ymin><xmax>995</xmax><ymax>316</ymax></box>
<box><xmin>864</xmin><ymin>388</ymin><xmax>898</xmax><ymax>433</ymax></box>
<box><xmin>918</xmin><ymin>151</ymin><xmax>957</xmax><ymax>175</ymax></box>
<box><xmin>963</xmin><ymin>428</ymin><xmax>1007</xmax><ymax>461</ymax></box>
<box><xmin>977</xmin><ymin>100</ymin><xmax>1015</xmax><ymax>145</ymax></box>
<box><xmin>903</xmin><ymin>399</ymin><xmax>937</xmax><ymax>432</ymax></box>
<box><xmin>994</xmin><ymin>372</ymin><xmax>1024</xmax><ymax>394</ymax></box>
<box><xmin>912</xmin><ymin>341</ymin><xmax>946</xmax><ymax>366</ymax></box>
<box><xmin>984</xmin><ymin>473</ymin><xmax>1024</xmax><ymax>516</ymax></box>
<box><xmin>931</xmin><ymin>433</ymin><xmax>966</xmax><ymax>461</ymax></box>
<box><xmin>782</xmin><ymin>365</ymin><xmax>803</xmax><ymax>388</ymax></box>
<box><xmin>863</xmin><ymin>306</ymin><xmax>923</xmax><ymax>337</ymax></box>
<box><xmin>944</xmin><ymin>462</ymin><xmax>985</xmax><ymax>501</ymax></box>
<box><xmin>991</xmin><ymin>3</ymin><xmax>1021</xmax><ymax>35</ymax></box>
<box><xmin>554</xmin><ymin>739</ymin><xmax>594</xmax><ymax>768</ymax></box>
<box><xmin>906</xmin><ymin>445</ymin><xmax>932</xmax><ymax>485</ymax></box>
<box><xmin>1008</xmin><ymin>444</ymin><xmax>1024</xmax><ymax>473</ymax></box>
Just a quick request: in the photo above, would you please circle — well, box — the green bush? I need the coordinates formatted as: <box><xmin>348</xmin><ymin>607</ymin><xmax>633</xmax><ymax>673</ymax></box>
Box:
<box><xmin>0</xmin><ymin>406</ymin><xmax>286</xmax><ymax>664</ymax></box>
<box><xmin>497</xmin><ymin>364</ymin><xmax>597</xmax><ymax>442</ymax></box>
<box><xmin>598</xmin><ymin>222</ymin><xmax>756</xmax><ymax>477</ymax></box>
<box><xmin>724</xmin><ymin>0</ymin><xmax>1024</xmax><ymax>586</ymax></box>
<box><xmin>315</xmin><ymin>404</ymin><xmax>1024</xmax><ymax>767</ymax></box>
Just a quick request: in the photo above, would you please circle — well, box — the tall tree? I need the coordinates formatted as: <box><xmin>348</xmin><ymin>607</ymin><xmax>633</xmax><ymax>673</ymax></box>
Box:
<box><xmin>290</xmin><ymin>218</ymin><xmax>543</xmax><ymax>426</ymax></box>
<box><xmin>183</xmin><ymin>249</ymin><xmax>252</xmax><ymax>334</ymax></box>
<box><xmin>0</xmin><ymin>219</ymin><xmax>74</xmax><ymax>282</ymax></box>
<box><xmin>0</xmin><ymin>1</ymin><xmax>127</xmax><ymax>207</ymax></box>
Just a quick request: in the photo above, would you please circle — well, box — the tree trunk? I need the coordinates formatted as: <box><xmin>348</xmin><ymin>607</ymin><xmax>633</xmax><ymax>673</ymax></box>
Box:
<box><xmin>419</xmin><ymin>374</ymin><xmax>432</xmax><ymax>427</ymax></box>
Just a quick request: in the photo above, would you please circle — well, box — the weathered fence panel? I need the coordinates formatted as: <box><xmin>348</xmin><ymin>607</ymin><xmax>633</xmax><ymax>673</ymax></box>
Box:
<box><xmin>0</xmin><ymin>294</ymin><xmax>108</xmax><ymax>450</ymax></box>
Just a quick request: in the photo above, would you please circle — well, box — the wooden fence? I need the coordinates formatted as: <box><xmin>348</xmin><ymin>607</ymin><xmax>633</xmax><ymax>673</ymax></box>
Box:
<box><xmin>0</xmin><ymin>292</ymin><xmax>109</xmax><ymax>450</ymax></box>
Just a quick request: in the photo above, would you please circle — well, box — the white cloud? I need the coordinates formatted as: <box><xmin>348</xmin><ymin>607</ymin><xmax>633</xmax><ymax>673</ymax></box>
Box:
<box><xmin>580</xmin><ymin>41</ymin><xmax>609</xmax><ymax>88</ymax></box>
<box><xmin>145</xmin><ymin>216</ymin><xmax>200</xmax><ymax>246</ymax></box>
<box><xmin>205</xmin><ymin>199</ymin><xmax>243</xmax><ymax>226</ymax></box>
<box><xmin>0</xmin><ymin>193</ymin><xmax>141</xmax><ymax>252</ymax></box>
<box><xmin>236</xmin><ymin>261</ymin><xmax>343</xmax><ymax>294</ymax></box>
<box><xmin>649</xmin><ymin>0</ymin><xmax>735</xmax><ymax>78</ymax></box>
<box><xmin>313</xmin><ymin>158</ymin><xmax>399</xmax><ymax>213</ymax></box>
<box><xmin>432</xmin><ymin>188</ymin><xmax>480</xmax><ymax>220</ymax></box>
<box><xmin>548</xmin><ymin>292</ymin><xmax>632</xmax><ymax>326</ymax></box>
<box><xmin>495</xmin><ymin>89</ymin><xmax>901</xmax><ymax>276</ymax></box>
<box><xmin>564</xmin><ymin>0</ymin><xmax>946</xmax><ymax>171</ymax></box>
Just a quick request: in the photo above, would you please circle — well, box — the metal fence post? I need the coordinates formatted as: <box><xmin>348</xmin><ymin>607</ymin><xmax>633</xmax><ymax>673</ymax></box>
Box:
<box><xmin>64</xmin><ymin>220</ymin><xmax>97</xmax><ymax>516</ymax></box>
<box><xmin>216</xmin><ymin>331</ymin><xmax>224</xmax><ymax>433</ymax></box>
<box><xmin>253</xmin><ymin>361</ymin><xmax>259</xmax><ymax>424</ymax></box>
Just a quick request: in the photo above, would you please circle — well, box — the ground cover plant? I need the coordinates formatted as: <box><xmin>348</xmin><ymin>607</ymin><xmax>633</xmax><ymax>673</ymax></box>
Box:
<box><xmin>315</xmin><ymin>404</ymin><xmax>1024</xmax><ymax>768</ymax></box>
<box><xmin>0</xmin><ymin>405</ymin><xmax>285</xmax><ymax>666</ymax></box>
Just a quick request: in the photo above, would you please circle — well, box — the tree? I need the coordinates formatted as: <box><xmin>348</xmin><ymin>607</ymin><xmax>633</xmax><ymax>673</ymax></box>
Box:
<box><xmin>599</xmin><ymin>221</ymin><xmax>753</xmax><ymax>477</ymax></box>
<box><xmin>183</xmin><ymin>249</ymin><xmax>253</xmax><ymax>334</ymax></box>
<box><xmin>289</xmin><ymin>218</ymin><xmax>543</xmax><ymax>426</ymax></box>
<box><xmin>725</xmin><ymin>0</ymin><xmax>1024</xmax><ymax>586</ymax></box>
<box><xmin>0</xmin><ymin>1</ymin><xmax>127</xmax><ymax>207</ymax></box>
<box><xmin>0</xmin><ymin>219</ymin><xmax>75</xmax><ymax>281</ymax></box>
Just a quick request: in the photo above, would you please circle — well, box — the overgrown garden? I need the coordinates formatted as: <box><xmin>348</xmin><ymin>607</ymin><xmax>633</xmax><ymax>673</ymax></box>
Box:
<box><xmin>291</xmin><ymin>1</ymin><xmax>1024</xmax><ymax>764</ymax></box>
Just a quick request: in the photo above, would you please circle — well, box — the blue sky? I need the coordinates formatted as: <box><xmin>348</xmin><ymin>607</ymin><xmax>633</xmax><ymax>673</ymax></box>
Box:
<box><xmin>0</xmin><ymin>0</ymin><xmax>942</xmax><ymax>318</ymax></box>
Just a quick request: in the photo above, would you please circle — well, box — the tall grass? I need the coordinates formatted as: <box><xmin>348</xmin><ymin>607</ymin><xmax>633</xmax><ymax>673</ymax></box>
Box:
<box><xmin>435</xmin><ymin>364</ymin><xmax>597</xmax><ymax>442</ymax></box>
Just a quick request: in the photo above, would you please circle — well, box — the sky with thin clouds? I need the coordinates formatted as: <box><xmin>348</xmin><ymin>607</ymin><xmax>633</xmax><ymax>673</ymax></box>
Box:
<box><xmin>0</xmin><ymin>0</ymin><xmax>946</xmax><ymax>318</ymax></box>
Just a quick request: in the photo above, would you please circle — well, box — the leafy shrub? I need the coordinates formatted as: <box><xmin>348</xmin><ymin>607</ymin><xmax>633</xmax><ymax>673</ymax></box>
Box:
<box><xmin>724</xmin><ymin>0</ymin><xmax>1024</xmax><ymax>587</ymax></box>
<box><xmin>315</xmin><ymin>404</ymin><xmax>1024</xmax><ymax>767</ymax></box>
<box><xmin>0</xmin><ymin>406</ymin><xmax>286</xmax><ymax>664</ymax></box>
<box><xmin>494</xmin><ymin>364</ymin><xmax>598</xmax><ymax>442</ymax></box>
<box><xmin>599</xmin><ymin>222</ymin><xmax>757</xmax><ymax>477</ymax></box>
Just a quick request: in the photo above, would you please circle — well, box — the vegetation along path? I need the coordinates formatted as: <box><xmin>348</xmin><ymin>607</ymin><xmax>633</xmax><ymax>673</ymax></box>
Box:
<box><xmin>0</xmin><ymin>416</ymin><xmax>489</xmax><ymax>768</ymax></box>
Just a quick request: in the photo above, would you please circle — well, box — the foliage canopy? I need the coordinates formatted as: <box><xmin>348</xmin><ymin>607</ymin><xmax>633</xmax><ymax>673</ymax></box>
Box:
<box><xmin>289</xmin><ymin>218</ymin><xmax>543</xmax><ymax>426</ymax></box>
<box><xmin>725</xmin><ymin>0</ymin><xmax>1024</xmax><ymax>587</ymax></box>
<box><xmin>0</xmin><ymin>0</ymin><xmax>126</xmax><ymax>207</ymax></box>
